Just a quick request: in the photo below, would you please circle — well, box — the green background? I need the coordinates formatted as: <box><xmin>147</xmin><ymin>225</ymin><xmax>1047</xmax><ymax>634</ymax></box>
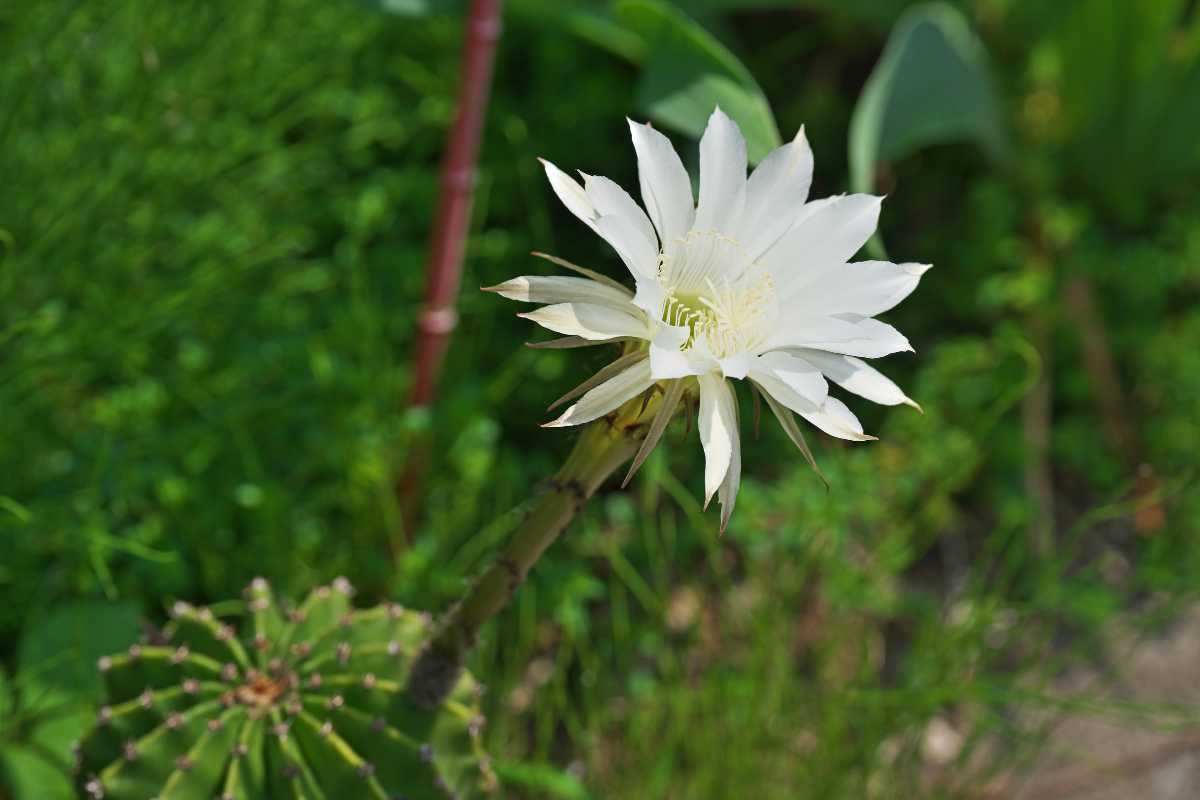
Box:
<box><xmin>2</xmin><ymin>0</ymin><xmax>1198</xmax><ymax>797</ymax></box>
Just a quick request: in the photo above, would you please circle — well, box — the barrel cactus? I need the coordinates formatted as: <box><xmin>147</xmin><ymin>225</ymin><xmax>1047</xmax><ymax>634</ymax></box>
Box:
<box><xmin>75</xmin><ymin>577</ymin><xmax>497</xmax><ymax>799</ymax></box>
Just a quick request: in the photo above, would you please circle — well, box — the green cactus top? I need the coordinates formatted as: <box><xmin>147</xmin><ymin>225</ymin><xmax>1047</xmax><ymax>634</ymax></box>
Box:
<box><xmin>75</xmin><ymin>578</ymin><xmax>497</xmax><ymax>800</ymax></box>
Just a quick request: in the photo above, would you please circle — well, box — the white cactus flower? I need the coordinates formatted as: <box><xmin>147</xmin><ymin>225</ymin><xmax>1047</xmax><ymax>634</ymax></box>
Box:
<box><xmin>487</xmin><ymin>108</ymin><xmax>928</xmax><ymax>530</ymax></box>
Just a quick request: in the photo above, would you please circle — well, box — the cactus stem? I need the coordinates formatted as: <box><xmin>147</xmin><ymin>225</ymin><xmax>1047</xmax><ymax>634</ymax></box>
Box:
<box><xmin>406</xmin><ymin>411</ymin><xmax>647</xmax><ymax>707</ymax></box>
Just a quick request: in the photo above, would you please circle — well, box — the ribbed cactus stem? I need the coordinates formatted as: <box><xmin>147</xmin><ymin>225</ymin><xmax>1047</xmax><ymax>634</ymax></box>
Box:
<box><xmin>78</xmin><ymin>581</ymin><xmax>497</xmax><ymax>798</ymax></box>
<box><xmin>406</xmin><ymin>400</ymin><xmax>655</xmax><ymax>708</ymax></box>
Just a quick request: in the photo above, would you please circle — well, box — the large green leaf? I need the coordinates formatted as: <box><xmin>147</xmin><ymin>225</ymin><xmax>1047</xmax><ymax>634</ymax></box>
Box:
<box><xmin>848</xmin><ymin>2</ymin><xmax>1007</xmax><ymax>196</ymax></box>
<box><xmin>614</xmin><ymin>0</ymin><xmax>782</xmax><ymax>163</ymax></box>
<box><xmin>17</xmin><ymin>602</ymin><xmax>141</xmax><ymax>701</ymax></box>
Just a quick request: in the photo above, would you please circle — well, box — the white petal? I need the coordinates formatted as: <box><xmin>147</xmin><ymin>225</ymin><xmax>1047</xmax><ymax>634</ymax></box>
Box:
<box><xmin>582</xmin><ymin>173</ymin><xmax>658</xmax><ymax>252</ymax></box>
<box><xmin>749</xmin><ymin>362</ymin><xmax>820</xmax><ymax>416</ymax></box>
<box><xmin>545</xmin><ymin>359</ymin><xmax>654</xmax><ymax>427</ymax></box>
<box><xmin>541</xmin><ymin>159</ymin><xmax>596</xmax><ymax>226</ymax></box>
<box><xmin>484</xmin><ymin>276</ymin><xmax>634</xmax><ymax>309</ymax></box>
<box><xmin>595</xmin><ymin>214</ymin><xmax>660</xmax><ymax>281</ymax></box>
<box><xmin>694</xmin><ymin>107</ymin><xmax>747</xmax><ymax>235</ymax></box>
<box><xmin>519</xmin><ymin>302</ymin><xmax>649</xmax><ymax>341</ymax></box>
<box><xmin>761</xmin><ymin>314</ymin><xmax>912</xmax><ymax>359</ymax></box>
<box><xmin>698</xmin><ymin>372</ymin><xmax>737</xmax><ymax>507</ymax></box>
<box><xmin>797</xmin><ymin>350</ymin><xmax>918</xmax><ymax>409</ymax></box>
<box><xmin>754</xmin><ymin>351</ymin><xmax>828</xmax><ymax>406</ymax></box>
<box><xmin>717</xmin><ymin>392</ymin><xmax>742</xmax><ymax>532</ymax></box>
<box><xmin>786</xmin><ymin>261</ymin><xmax>931</xmax><ymax>316</ymax></box>
<box><xmin>628</xmin><ymin>119</ymin><xmax>695</xmax><ymax>244</ymax></box>
<box><xmin>740</xmin><ymin>126</ymin><xmax>813</xmax><ymax>260</ymax></box>
<box><xmin>766</xmin><ymin>194</ymin><xmax>883</xmax><ymax>295</ymax></box>
<box><xmin>799</xmin><ymin>396</ymin><xmax>874</xmax><ymax>442</ymax></box>
<box><xmin>717</xmin><ymin>351</ymin><xmax>752</xmax><ymax>380</ymax></box>
<box><xmin>631</xmin><ymin>277</ymin><xmax>667</xmax><ymax>317</ymax></box>
<box><xmin>648</xmin><ymin>325</ymin><xmax>696</xmax><ymax>379</ymax></box>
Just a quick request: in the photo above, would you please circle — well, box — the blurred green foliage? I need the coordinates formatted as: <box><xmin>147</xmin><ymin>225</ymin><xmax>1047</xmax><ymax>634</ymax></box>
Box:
<box><xmin>2</xmin><ymin>0</ymin><xmax>1199</xmax><ymax>798</ymax></box>
<box><xmin>849</xmin><ymin>3</ymin><xmax>1007</xmax><ymax>198</ymax></box>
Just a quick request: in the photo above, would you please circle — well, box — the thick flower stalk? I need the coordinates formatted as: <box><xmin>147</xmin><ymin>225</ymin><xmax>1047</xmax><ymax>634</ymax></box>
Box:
<box><xmin>489</xmin><ymin>108</ymin><xmax>929</xmax><ymax>529</ymax></box>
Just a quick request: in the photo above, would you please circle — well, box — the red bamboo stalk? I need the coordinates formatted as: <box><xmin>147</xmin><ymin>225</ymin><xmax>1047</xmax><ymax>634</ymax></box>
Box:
<box><xmin>398</xmin><ymin>0</ymin><xmax>503</xmax><ymax>540</ymax></box>
<box><xmin>410</xmin><ymin>0</ymin><xmax>503</xmax><ymax>406</ymax></box>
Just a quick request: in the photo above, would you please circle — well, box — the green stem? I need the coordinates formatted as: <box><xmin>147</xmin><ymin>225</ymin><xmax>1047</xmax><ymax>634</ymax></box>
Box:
<box><xmin>405</xmin><ymin>408</ymin><xmax>649</xmax><ymax>707</ymax></box>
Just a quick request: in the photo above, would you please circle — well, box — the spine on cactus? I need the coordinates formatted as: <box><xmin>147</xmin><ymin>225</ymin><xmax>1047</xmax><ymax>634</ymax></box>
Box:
<box><xmin>406</xmin><ymin>387</ymin><xmax>663</xmax><ymax>708</ymax></box>
<box><xmin>77</xmin><ymin>578</ymin><xmax>496</xmax><ymax>799</ymax></box>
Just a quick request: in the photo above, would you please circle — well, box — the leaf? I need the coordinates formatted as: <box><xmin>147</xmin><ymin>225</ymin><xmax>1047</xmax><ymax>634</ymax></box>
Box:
<box><xmin>849</xmin><ymin>3</ymin><xmax>1007</xmax><ymax>197</ymax></box>
<box><xmin>560</xmin><ymin>7</ymin><xmax>648</xmax><ymax>63</ymax></box>
<box><xmin>615</xmin><ymin>0</ymin><xmax>782</xmax><ymax>163</ymax></box>
<box><xmin>17</xmin><ymin>601</ymin><xmax>142</xmax><ymax>702</ymax></box>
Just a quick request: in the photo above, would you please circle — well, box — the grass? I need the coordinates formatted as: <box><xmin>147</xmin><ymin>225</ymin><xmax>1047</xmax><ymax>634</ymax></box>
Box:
<box><xmin>2</xmin><ymin>1</ymin><xmax>1199</xmax><ymax>797</ymax></box>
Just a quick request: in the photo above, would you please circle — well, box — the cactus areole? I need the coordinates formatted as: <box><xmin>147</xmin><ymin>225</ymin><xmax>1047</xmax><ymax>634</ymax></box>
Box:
<box><xmin>75</xmin><ymin>578</ymin><xmax>496</xmax><ymax>799</ymax></box>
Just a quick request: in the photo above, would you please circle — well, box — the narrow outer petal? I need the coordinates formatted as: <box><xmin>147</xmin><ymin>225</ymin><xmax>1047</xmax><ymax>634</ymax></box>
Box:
<box><xmin>717</xmin><ymin>387</ymin><xmax>742</xmax><ymax>532</ymax></box>
<box><xmin>740</xmin><ymin>126</ymin><xmax>813</xmax><ymax>260</ymax></box>
<box><xmin>694</xmin><ymin>107</ymin><xmax>747</xmax><ymax>235</ymax></box>
<box><xmin>628</xmin><ymin>119</ymin><xmax>695</xmax><ymax>244</ymax></box>
<box><xmin>519</xmin><ymin>302</ymin><xmax>649</xmax><ymax>341</ymax></box>
<box><xmin>799</xmin><ymin>397</ymin><xmax>875</xmax><ymax>442</ymax></box>
<box><xmin>698</xmin><ymin>372</ymin><xmax>737</xmax><ymax>506</ymax></box>
<box><xmin>545</xmin><ymin>358</ymin><xmax>654</xmax><ymax>427</ymax></box>
<box><xmin>485</xmin><ymin>276</ymin><xmax>636</xmax><ymax>309</ymax></box>
<box><xmin>797</xmin><ymin>350</ymin><xmax>918</xmax><ymax>409</ymax></box>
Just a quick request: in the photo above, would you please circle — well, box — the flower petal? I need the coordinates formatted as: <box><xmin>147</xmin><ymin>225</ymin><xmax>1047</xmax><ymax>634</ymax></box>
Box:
<box><xmin>717</xmin><ymin>351</ymin><xmax>752</xmax><ymax>380</ymax></box>
<box><xmin>796</xmin><ymin>350</ymin><xmax>918</xmax><ymax>409</ymax></box>
<box><xmin>582</xmin><ymin>173</ymin><xmax>658</xmax><ymax>252</ymax></box>
<box><xmin>785</xmin><ymin>261</ymin><xmax>931</xmax><ymax>316</ymax></box>
<box><xmin>740</xmin><ymin>126</ymin><xmax>813</xmax><ymax>260</ymax></box>
<box><xmin>761</xmin><ymin>314</ymin><xmax>913</xmax><ymax>359</ymax></box>
<box><xmin>694</xmin><ymin>107</ymin><xmax>747</xmax><ymax>236</ymax></box>
<box><xmin>631</xmin><ymin>277</ymin><xmax>667</xmax><ymax>317</ymax></box>
<box><xmin>628</xmin><ymin>119</ymin><xmax>695</xmax><ymax>244</ymax></box>
<box><xmin>717</xmin><ymin>387</ymin><xmax>742</xmax><ymax>532</ymax></box>
<box><xmin>753</xmin><ymin>351</ymin><xmax>829</xmax><ymax>406</ymax></box>
<box><xmin>540</xmin><ymin>158</ymin><xmax>596</xmax><ymax>226</ymax></box>
<box><xmin>594</xmin><ymin>214</ymin><xmax>660</xmax><ymax>280</ymax></box>
<box><xmin>649</xmin><ymin>324</ymin><xmax>697</xmax><ymax>379</ymax></box>
<box><xmin>799</xmin><ymin>396</ymin><xmax>875</xmax><ymax>442</ymax></box>
<box><xmin>698</xmin><ymin>372</ymin><xmax>737</xmax><ymax>507</ymax></box>
<box><xmin>519</xmin><ymin>302</ymin><xmax>649</xmax><ymax>341</ymax></box>
<box><xmin>765</xmin><ymin>194</ymin><xmax>883</xmax><ymax>295</ymax></box>
<box><xmin>544</xmin><ymin>358</ymin><xmax>654</xmax><ymax>427</ymax></box>
<box><xmin>755</xmin><ymin>366</ymin><xmax>872</xmax><ymax>441</ymax></box>
<box><xmin>484</xmin><ymin>276</ymin><xmax>636</xmax><ymax>309</ymax></box>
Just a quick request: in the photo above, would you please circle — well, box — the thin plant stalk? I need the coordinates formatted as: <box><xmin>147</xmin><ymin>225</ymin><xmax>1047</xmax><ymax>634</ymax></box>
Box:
<box><xmin>405</xmin><ymin>389</ymin><xmax>663</xmax><ymax>707</ymax></box>
<box><xmin>399</xmin><ymin>0</ymin><xmax>504</xmax><ymax>540</ymax></box>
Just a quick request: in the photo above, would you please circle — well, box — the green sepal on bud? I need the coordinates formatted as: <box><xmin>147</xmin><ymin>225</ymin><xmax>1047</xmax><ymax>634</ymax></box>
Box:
<box><xmin>75</xmin><ymin>578</ymin><xmax>497</xmax><ymax>799</ymax></box>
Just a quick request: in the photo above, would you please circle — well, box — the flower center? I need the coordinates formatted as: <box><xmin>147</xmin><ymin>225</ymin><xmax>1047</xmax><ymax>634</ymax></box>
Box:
<box><xmin>657</xmin><ymin>230</ymin><xmax>777</xmax><ymax>359</ymax></box>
